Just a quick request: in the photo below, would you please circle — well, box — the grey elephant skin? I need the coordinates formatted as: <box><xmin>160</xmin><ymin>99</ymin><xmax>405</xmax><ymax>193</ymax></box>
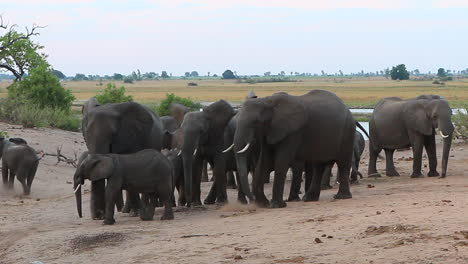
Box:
<box><xmin>1</xmin><ymin>137</ymin><xmax>41</xmax><ymax>195</ymax></box>
<box><xmin>81</xmin><ymin>97</ymin><xmax>164</xmax><ymax>220</ymax></box>
<box><xmin>368</xmin><ymin>95</ymin><xmax>454</xmax><ymax>178</ymax></box>
<box><xmin>161</xmin><ymin>103</ymin><xmax>190</xmax><ymax>149</ymax></box>
<box><xmin>234</xmin><ymin>90</ymin><xmax>356</xmax><ymax>208</ymax></box>
<box><xmin>320</xmin><ymin>130</ymin><xmax>366</xmax><ymax>190</ymax></box>
<box><xmin>180</xmin><ymin>100</ymin><xmax>235</xmax><ymax>207</ymax></box>
<box><xmin>74</xmin><ymin>149</ymin><xmax>174</xmax><ymax>225</ymax></box>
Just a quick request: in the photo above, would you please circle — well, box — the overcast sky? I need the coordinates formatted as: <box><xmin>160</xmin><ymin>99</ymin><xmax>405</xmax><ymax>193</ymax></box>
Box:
<box><xmin>3</xmin><ymin>0</ymin><xmax>468</xmax><ymax>76</ymax></box>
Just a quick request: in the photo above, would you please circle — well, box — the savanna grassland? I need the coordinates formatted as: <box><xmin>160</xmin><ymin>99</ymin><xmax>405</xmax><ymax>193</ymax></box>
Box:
<box><xmin>1</xmin><ymin>77</ymin><xmax>467</xmax><ymax>107</ymax></box>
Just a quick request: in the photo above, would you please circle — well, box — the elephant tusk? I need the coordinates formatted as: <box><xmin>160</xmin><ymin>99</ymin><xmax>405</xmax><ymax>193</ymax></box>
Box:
<box><xmin>177</xmin><ymin>150</ymin><xmax>182</xmax><ymax>156</ymax></box>
<box><xmin>222</xmin><ymin>144</ymin><xmax>234</xmax><ymax>153</ymax></box>
<box><xmin>237</xmin><ymin>143</ymin><xmax>250</xmax><ymax>154</ymax></box>
<box><xmin>74</xmin><ymin>184</ymin><xmax>81</xmax><ymax>193</ymax></box>
<box><xmin>193</xmin><ymin>148</ymin><xmax>198</xmax><ymax>156</ymax></box>
<box><xmin>439</xmin><ymin>130</ymin><xmax>449</xmax><ymax>138</ymax></box>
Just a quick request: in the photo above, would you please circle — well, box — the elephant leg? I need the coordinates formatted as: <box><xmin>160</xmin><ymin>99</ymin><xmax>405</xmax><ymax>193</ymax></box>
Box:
<box><xmin>288</xmin><ymin>161</ymin><xmax>303</xmax><ymax>202</ymax></box>
<box><xmin>424</xmin><ymin>135</ymin><xmax>439</xmax><ymax>177</ymax></box>
<box><xmin>320</xmin><ymin>164</ymin><xmax>333</xmax><ymax>190</ymax></box>
<box><xmin>2</xmin><ymin>164</ymin><xmax>9</xmax><ymax>187</ymax></box>
<box><xmin>384</xmin><ymin>149</ymin><xmax>399</xmax><ymax>176</ymax></box>
<box><xmin>139</xmin><ymin>194</ymin><xmax>155</xmax><ymax>221</ymax></box>
<box><xmin>270</xmin><ymin>164</ymin><xmax>289</xmax><ymax>208</ymax></box>
<box><xmin>253</xmin><ymin>153</ymin><xmax>270</xmax><ymax>208</ymax></box>
<box><xmin>192</xmin><ymin>158</ymin><xmax>203</xmax><ymax>206</ymax></box>
<box><xmin>90</xmin><ymin>180</ymin><xmax>106</xmax><ymax>220</ymax></box>
<box><xmin>303</xmin><ymin>163</ymin><xmax>325</xmax><ymax>201</ymax></box>
<box><xmin>410</xmin><ymin>135</ymin><xmax>424</xmax><ymax>178</ymax></box>
<box><xmin>368</xmin><ymin>140</ymin><xmax>381</xmax><ymax>177</ymax></box>
<box><xmin>334</xmin><ymin>162</ymin><xmax>353</xmax><ymax>199</ymax></box>
<box><xmin>213</xmin><ymin>155</ymin><xmax>228</xmax><ymax>204</ymax></box>
<box><xmin>17</xmin><ymin>172</ymin><xmax>29</xmax><ymax>195</ymax></box>
<box><xmin>156</xmin><ymin>182</ymin><xmax>174</xmax><ymax>220</ymax></box>
<box><xmin>226</xmin><ymin>171</ymin><xmax>237</xmax><ymax>189</ymax></box>
<box><xmin>8</xmin><ymin>170</ymin><xmax>15</xmax><ymax>189</ymax></box>
<box><xmin>103</xmin><ymin>183</ymin><xmax>118</xmax><ymax>225</ymax></box>
<box><xmin>115</xmin><ymin>191</ymin><xmax>124</xmax><ymax>212</ymax></box>
<box><xmin>201</xmin><ymin>160</ymin><xmax>209</xmax><ymax>182</ymax></box>
<box><xmin>128</xmin><ymin>192</ymin><xmax>142</xmax><ymax>217</ymax></box>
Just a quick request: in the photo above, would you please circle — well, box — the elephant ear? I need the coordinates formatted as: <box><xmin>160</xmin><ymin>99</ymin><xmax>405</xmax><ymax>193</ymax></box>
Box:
<box><xmin>266</xmin><ymin>96</ymin><xmax>307</xmax><ymax>144</ymax></box>
<box><xmin>405</xmin><ymin>103</ymin><xmax>432</xmax><ymax>136</ymax></box>
<box><xmin>115</xmin><ymin>102</ymin><xmax>154</xmax><ymax>150</ymax></box>
<box><xmin>88</xmin><ymin>156</ymin><xmax>114</xmax><ymax>181</ymax></box>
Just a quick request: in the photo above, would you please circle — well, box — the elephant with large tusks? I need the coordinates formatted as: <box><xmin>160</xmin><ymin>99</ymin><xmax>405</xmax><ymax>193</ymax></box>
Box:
<box><xmin>234</xmin><ymin>90</ymin><xmax>357</xmax><ymax>208</ymax></box>
<box><xmin>81</xmin><ymin>98</ymin><xmax>163</xmax><ymax>220</ymax></box>
<box><xmin>368</xmin><ymin>95</ymin><xmax>454</xmax><ymax>178</ymax></box>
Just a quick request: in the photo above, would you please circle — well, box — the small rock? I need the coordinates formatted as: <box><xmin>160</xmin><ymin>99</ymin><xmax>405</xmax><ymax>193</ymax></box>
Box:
<box><xmin>19</xmin><ymin>200</ymin><xmax>24</xmax><ymax>203</ymax></box>
<box><xmin>376</xmin><ymin>211</ymin><xmax>382</xmax><ymax>215</ymax></box>
<box><xmin>315</xmin><ymin>238</ymin><xmax>323</xmax><ymax>243</ymax></box>
<box><xmin>367</xmin><ymin>184</ymin><xmax>375</xmax><ymax>188</ymax></box>
<box><xmin>66</xmin><ymin>181</ymin><xmax>72</xmax><ymax>184</ymax></box>
<box><xmin>441</xmin><ymin>200</ymin><xmax>452</xmax><ymax>203</ymax></box>
<box><xmin>390</xmin><ymin>210</ymin><xmax>395</xmax><ymax>213</ymax></box>
<box><xmin>36</xmin><ymin>198</ymin><xmax>40</xmax><ymax>201</ymax></box>
<box><xmin>441</xmin><ymin>248</ymin><xmax>449</xmax><ymax>251</ymax></box>
<box><xmin>321</xmin><ymin>234</ymin><xmax>326</xmax><ymax>237</ymax></box>
<box><xmin>413</xmin><ymin>203</ymin><xmax>418</xmax><ymax>205</ymax></box>
<box><xmin>327</xmin><ymin>235</ymin><xmax>333</xmax><ymax>239</ymax></box>
<box><xmin>234</xmin><ymin>255</ymin><xmax>243</xmax><ymax>260</ymax></box>
<box><xmin>459</xmin><ymin>148</ymin><xmax>464</xmax><ymax>151</ymax></box>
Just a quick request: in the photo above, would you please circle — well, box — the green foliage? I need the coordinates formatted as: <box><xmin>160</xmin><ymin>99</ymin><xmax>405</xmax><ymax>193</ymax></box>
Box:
<box><xmin>439</xmin><ymin>76</ymin><xmax>453</xmax><ymax>81</ymax></box>
<box><xmin>190</xmin><ymin>71</ymin><xmax>199</xmax><ymax>77</ymax></box>
<box><xmin>0</xmin><ymin>99</ymin><xmax>80</xmax><ymax>131</ymax></box>
<box><xmin>237</xmin><ymin>77</ymin><xmax>296</xmax><ymax>84</ymax></box>
<box><xmin>95</xmin><ymin>83</ymin><xmax>133</xmax><ymax>104</ymax></box>
<box><xmin>0</xmin><ymin>130</ymin><xmax>9</xmax><ymax>138</ymax></box>
<box><xmin>123</xmin><ymin>76</ymin><xmax>134</xmax><ymax>83</ymax></box>
<box><xmin>7</xmin><ymin>63</ymin><xmax>75</xmax><ymax>110</ymax></box>
<box><xmin>222</xmin><ymin>69</ymin><xmax>236</xmax><ymax>79</ymax></box>
<box><xmin>74</xmin><ymin>73</ymin><xmax>88</xmax><ymax>81</ymax></box>
<box><xmin>155</xmin><ymin>93</ymin><xmax>202</xmax><ymax>116</ymax></box>
<box><xmin>437</xmin><ymin>68</ymin><xmax>447</xmax><ymax>78</ymax></box>
<box><xmin>113</xmin><ymin>73</ymin><xmax>124</xmax><ymax>80</ymax></box>
<box><xmin>161</xmin><ymin>71</ymin><xmax>169</xmax><ymax>79</ymax></box>
<box><xmin>390</xmin><ymin>64</ymin><xmax>410</xmax><ymax>80</ymax></box>
<box><xmin>52</xmin><ymin>69</ymin><xmax>66</xmax><ymax>79</ymax></box>
<box><xmin>453</xmin><ymin>106</ymin><xmax>468</xmax><ymax>142</ymax></box>
<box><xmin>0</xmin><ymin>29</ymin><xmax>47</xmax><ymax>80</ymax></box>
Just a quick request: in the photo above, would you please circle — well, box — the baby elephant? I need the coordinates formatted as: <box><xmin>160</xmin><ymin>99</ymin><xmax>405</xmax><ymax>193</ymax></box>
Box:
<box><xmin>1</xmin><ymin>137</ymin><xmax>42</xmax><ymax>195</ymax></box>
<box><xmin>73</xmin><ymin>149</ymin><xmax>174</xmax><ymax>225</ymax></box>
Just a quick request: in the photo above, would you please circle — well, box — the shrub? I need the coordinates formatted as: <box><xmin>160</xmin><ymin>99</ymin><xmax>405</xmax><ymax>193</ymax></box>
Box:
<box><xmin>187</xmin><ymin>82</ymin><xmax>198</xmax><ymax>86</ymax></box>
<box><xmin>95</xmin><ymin>83</ymin><xmax>133</xmax><ymax>104</ymax></box>
<box><xmin>390</xmin><ymin>64</ymin><xmax>410</xmax><ymax>80</ymax></box>
<box><xmin>222</xmin><ymin>70</ymin><xmax>236</xmax><ymax>79</ymax></box>
<box><xmin>155</xmin><ymin>93</ymin><xmax>202</xmax><ymax>116</ymax></box>
<box><xmin>0</xmin><ymin>99</ymin><xmax>80</xmax><ymax>131</ymax></box>
<box><xmin>453</xmin><ymin>106</ymin><xmax>468</xmax><ymax>141</ymax></box>
<box><xmin>123</xmin><ymin>76</ymin><xmax>134</xmax><ymax>83</ymax></box>
<box><xmin>7</xmin><ymin>63</ymin><xmax>75</xmax><ymax>110</ymax></box>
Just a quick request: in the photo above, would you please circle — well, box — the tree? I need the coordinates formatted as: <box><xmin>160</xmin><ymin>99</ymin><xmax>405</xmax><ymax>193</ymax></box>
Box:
<box><xmin>74</xmin><ymin>73</ymin><xmax>88</xmax><ymax>81</ymax></box>
<box><xmin>414</xmin><ymin>69</ymin><xmax>420</xmax><ymax>75</ymax></box>
<box><xmin>390</xmin><ymin>64</ymin><xmax>410</xmax><ymax>80</ymax></box>
<box><xmin>95</xmin><ymin>83</ymin><xmax>133</xmax><ymax>104</ymax></box>
<box><xmin>113</xmin><ymin>73</ymin><xmax>123</xmax><ymax>80</ymax></box>
<box><xmin>123</xmin><ymin>75</ymin><xmax>134</xmax><ymax>83</ymax></box>
<box><xmin>131</xmin><ymin>71</ymin><xmax>138</xmax><ymax>81</ymax></box>
<box><xmin>264</xmin><ymin>71</ymin><xmax>271</xmax><ymax>77</ymax></box>
<box><xmin>161</xmin><ymin>71</ymin><xmax>169</xmax><ymax>79</ymax></box>
<box><xmin>222</xmin><ymin>69</ymin><xmax>236</xmax><ymax>79</ymax></box>
<box><xmin>437</xmin><ymin>68</ymin><xmax>447</xmax><ymax>77</ymax></box>
<box><xmin>52</xmin><ymin>69</ymin><xmax>66</xmax><ymax>79</ymax></box>
<box><xmin>339</xmin><ymin>70</ymin><xmax>343</xmax><ymax>76</ymax></box>
<box><xmin>7</xmin><ymin>62</ymin><xmax>75</xmax><ymax>110</ymax></box>
<box><xmin>184</xmin><ymin>72</ymin><xmax>190</xmax><ymax>77</ymax></box>
<box><xmin>0</xmin><ymin>16</ymin><xmax>46</xmax><ymax>81</ymax></box>
<box><xmin>190</xmin><ymin>71</ymin><xmax>199</xmax><ymax>77</ymax></box>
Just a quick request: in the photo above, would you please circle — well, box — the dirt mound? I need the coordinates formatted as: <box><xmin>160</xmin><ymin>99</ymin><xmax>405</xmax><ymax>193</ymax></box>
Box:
<box><xmin>70</xmin><ymin>232</ymin><xmax>127</xmax><ymax>251</ymax></box>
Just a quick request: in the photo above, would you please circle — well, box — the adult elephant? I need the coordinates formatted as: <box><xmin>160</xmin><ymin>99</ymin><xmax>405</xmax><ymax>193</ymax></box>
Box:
<box><xmin>234</xmin><ymin>90</ymin><xmax>356</xmax><ymax>208</ymax></box>
<box><xmin>180</xmin><ymin>100</ymin><xmax>235</xmax><ymax>207</ymax></box>
<box><xmin>368</xmin><ymin>95</ymin><xmax>453</xmax><ymax>178</ymax></box>
<box><xmin>80</xmin><ymin>98</ymin><xmax>163</xmax><ymax>219</ymax></box>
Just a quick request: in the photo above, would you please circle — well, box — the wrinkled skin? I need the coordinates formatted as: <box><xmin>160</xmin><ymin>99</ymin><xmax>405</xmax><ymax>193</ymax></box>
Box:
<box><xmin>234</xmin><ymin>90</ymin><xmax>356</xmax><ymax>208</ymax></box>
<box><xmin>74</xmin><ymin>150</ymin><xmax>174</xmax><ymax>225</ymax></box>
<box><xmin>368</xmin><ymin>95</ymin><xmax>454</xmax><ymax>178</ymax></box>
<box><xmin>180</xmin><ymin>100</ymin><xmax>235</xmax><ymax>207</ymax></box>
<box><xmin>320</xmin><ymin>130</ymin><xmax>366</xmax><ymax>190</ymax></box>
<box><xmin>1</xmin><ymin>138</ymin><xmax>41</xmax><ymax>195</ymax></box>
<box><xmin>81</xmin><ymin>98</ymin><xmax>163</xmax><ymax>220</ymax></box>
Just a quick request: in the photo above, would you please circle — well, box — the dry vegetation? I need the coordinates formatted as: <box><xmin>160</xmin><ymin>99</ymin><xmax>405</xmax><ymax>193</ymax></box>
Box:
<box><xmin>1</xmin><ymin>77</ymin><xmax>467</xmax><ymax>107</ymax></box>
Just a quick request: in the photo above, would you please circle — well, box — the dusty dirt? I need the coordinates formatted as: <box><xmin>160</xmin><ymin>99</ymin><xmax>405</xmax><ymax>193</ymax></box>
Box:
<box><xmin>0</xmin><ymin>122</ymin><xmax>467</xmax><ymax>264</ymax></box>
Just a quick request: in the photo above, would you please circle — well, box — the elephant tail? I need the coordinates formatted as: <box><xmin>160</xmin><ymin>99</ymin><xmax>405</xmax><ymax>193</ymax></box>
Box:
<box><xmin>355</xmin><ymin>122</ymin><xmax>369</xmax><ymax>139</ymax></box>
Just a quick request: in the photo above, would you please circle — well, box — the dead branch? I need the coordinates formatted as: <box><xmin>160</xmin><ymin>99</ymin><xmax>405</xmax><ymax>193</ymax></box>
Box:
<box><xmin>39</xmin><ymin>145</ymin><xmax>78</xmax><ymax>168</ymax></box>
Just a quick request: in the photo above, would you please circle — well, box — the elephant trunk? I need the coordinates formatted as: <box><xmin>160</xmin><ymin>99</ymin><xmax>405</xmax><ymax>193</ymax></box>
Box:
<box><xmin>235</xmin><ymin>152</ymin><xmax>254</xmax><ymax>201</ymax></box>
<box><xmin>181</xmin><ymin>131</ymin><xmax>200</xmax><ymax>207</ymax></box>
<box><xmin>73</xmin><ymin>165</ymin><xmax>84</xmax><ymax>218</ymax></box>
<box><xmin>441</xmin><ymin>135</ymin><xmax>452</xmax><ymax>178</ymax></box>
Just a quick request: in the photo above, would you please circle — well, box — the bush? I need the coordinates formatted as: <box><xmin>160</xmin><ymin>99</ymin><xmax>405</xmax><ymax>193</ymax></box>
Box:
<box><xmin>7</xmin><ymin>63</ymin><xmax>75</xmax><ymax>110</ymax></box>
<box><xmin>187</xmin><ymin>82</ymin><xmax>198</xmax><ymax>86</ymax></box>
<box><xmin>453</xmin><ymin>106</ymin><xmax>468</xmax><ymax>141</ymax></box>
<box><xmin>237</xmin><ymin>77</ymin><xmax>296</xmax><ymax>84</ymax></box>
<box><xmin>390</xmin><ymin>64</ymin><xmax>410</xmax><ymax>80</ymax></box>
<box><xmin>155</xmin><ymin>93</ymin><xmax>202</xmax><ymax>116</ymax></box>
<box><xmin>222</xmin><ymin>70</ymin><xmax>236</xmax><ymax>79</ymax></box>
<box><xmin>440</xmin><ymin>76</ymin><xmax>453</xmax><ymax>81</ymax></box>
<box><xmin>0</xmin><ymin>99</ymin><xmax>80</xmax><ymax>131</ymax></box>
<box><xmin>95</xmin><ymin>83</ymin><xmax>133</xmax><ymax>104</ymax></box>
<box><xmin>123</xmin><ymin>76</ymin><xmax>134</xmax><ymax>83</ymax></box>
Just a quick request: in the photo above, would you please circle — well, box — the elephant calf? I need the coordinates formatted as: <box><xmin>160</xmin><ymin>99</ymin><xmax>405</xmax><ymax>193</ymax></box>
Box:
<box><xmin>74</xmin><ymin>149</ymin><xmax>174</xmax><ymax>225</ymax></box>
<box><xmin>1</xmin><ymin>137</ymin><xmax>42</xmax><ymax>195</ymax></box>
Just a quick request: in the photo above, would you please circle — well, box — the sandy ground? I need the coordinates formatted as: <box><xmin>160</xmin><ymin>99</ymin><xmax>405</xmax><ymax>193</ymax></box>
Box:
<box><xmin>0</xmin><ymin>123</ymin><xmax>467</xmax><ymax>264</ymax></box>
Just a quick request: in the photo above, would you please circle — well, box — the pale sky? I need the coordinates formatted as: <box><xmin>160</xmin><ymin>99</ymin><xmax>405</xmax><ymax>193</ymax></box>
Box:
<box><xmin>2</xmin><ymin>0</ymin><xmax>468</xmax><ymax>76</ymax></box>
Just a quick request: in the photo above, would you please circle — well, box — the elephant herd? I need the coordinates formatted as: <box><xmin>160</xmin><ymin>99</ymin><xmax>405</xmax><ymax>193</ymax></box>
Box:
<box><xmin>0</xmin><ymin>90</ymin><xmax>455</xmax><ymax>225</ymax></box>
